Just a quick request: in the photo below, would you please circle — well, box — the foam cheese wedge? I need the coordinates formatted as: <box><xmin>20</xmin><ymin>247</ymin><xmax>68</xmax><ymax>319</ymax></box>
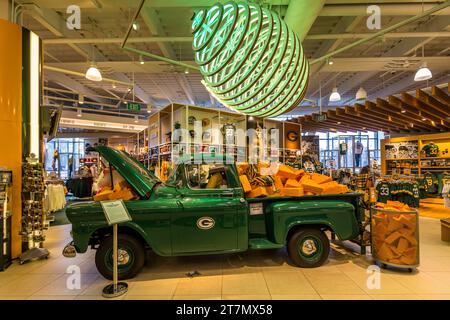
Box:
<box><xmin>285</xmin><ymin>178</ymin><xmax>302</xmax><ymax>188</ymax></box>
<box><xmin>246</xmin><ymin>186</ymin><xmax>268</xmax><ymax>198</ymax></box>
<box><xmin>280</xmin><ymin>187</ymin><xmax>304</xmax><ymax>197</ymax></box>
<box><xmin>311</xmin><ymin>173</ymin><xmax>333</xmax><ymax>184</ymax></box>
<box><xmin>301</xmin><ymin>179</ymin><xmax>325</xmax><ymax>194</ymax></box>
<box><xmin>276</xmin><ymin>164</ymin><xmax>298</xmax><ymax>179</ymax></box>
<box><xmin>239</xmin><ymin>175</ymin><xmax>252</xmax><ymax>193</ymax></box>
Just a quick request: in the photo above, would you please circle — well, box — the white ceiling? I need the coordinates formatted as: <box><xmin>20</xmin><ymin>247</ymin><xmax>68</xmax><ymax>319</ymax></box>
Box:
<box><xmin>14</xmin><ymin>0</ymin><xmax>450</xmax><ymax>119</ymax></box>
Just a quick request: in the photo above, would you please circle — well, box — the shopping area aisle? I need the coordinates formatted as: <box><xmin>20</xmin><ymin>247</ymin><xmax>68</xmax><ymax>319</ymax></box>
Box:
<box><xmin>0</xmin><ymin>217</ymin><xmax>449</xmax><ymax>300</ymax></box>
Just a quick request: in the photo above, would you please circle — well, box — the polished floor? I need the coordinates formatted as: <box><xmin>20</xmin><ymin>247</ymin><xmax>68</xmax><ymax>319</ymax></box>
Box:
<box><xmin>0</xmin><ymin>217</ymin><xmax>449</xmax><ymax>300</ymax></box>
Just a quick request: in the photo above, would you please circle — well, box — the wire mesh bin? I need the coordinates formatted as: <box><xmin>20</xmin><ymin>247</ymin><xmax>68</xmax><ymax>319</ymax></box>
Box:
<box><xmin>371</xmin><ymin>206</ymin><xmax>419</xmax><ymax>270</ymax></box>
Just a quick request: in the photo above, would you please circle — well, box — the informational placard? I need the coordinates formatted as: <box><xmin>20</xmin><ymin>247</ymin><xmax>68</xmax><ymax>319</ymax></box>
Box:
<box><xmin>100</xmin><ymin>200</ymin><xmax>132</xmax><ymax>225</ymax></box>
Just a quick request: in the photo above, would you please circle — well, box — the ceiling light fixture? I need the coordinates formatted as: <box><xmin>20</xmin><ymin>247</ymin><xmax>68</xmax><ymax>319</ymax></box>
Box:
<box><xmin>147</xmin><ymin>104</ymin><xmax>152</xmax><ymax>113</ymax></box>
<box><xmin>414</xmin><ymin>46</ymin><xmax>432</xmax><ymax>81</ymax></box>
<box><xmin>139</xmin><ymin>55</ymin><xmax>145</xmax><ymax>65</ymax></box>
<box><xmin>401</xmin><ymin>109</ymin><xmax>406</xmax><ymax>113</ymax></box>
<box><xmin>184</xmin><ymin>69</ymin><xmax>189</xmax><ymax>74</ymax></box>
<box><xmin>327</xmin><ymin>57</ymin><xmax>334</xmax><ymax>65</ymax></box>
<box><xmin>78</xmin><ymin>94</ymin><xmax>84</xmax><ymax>104</ymax></box>
<box><xmin>329</xmin><ymin>87</ymin><xmax>341</xmax><ymax>102</ymax></box>
<box><xmin>355</xmin><ymin>87</ymin><xmax>367</xmax><ymax>100</ymax></box>
<box><xmin>77</xmin><ymin>108</ymin><xmax>82</xmax><ymax>117</ymax></box>
<box><xmin>132</xmin><ymin>22</ymin><xmax>140</xmax><ymax>31</ymax></box>
<box><xmin>192</xmin><ymin>2</ymin><xmax>309</xmax><ymax>118</ymax></box>
<box><xmin>134</xmin><ymin>115</ymin><xmax>139</xmax><ymax>123</ymax></box>
<box><xmin>85</xmin><ymin>63</ymin><xmax>102</xmax><ymax>82</ymax></box>
<box><xmin>112</xmin><ymin>82</ymin><xmax>117</xmax><ymax>89</ymax></box>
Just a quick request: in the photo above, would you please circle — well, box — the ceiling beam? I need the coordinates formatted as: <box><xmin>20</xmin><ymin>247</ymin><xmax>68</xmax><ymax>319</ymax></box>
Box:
<box><xmin>416</xmin><ymin>88</ymin><xmax>450</xmax><ymax>117</ymax></box>
<box><xmin>431</xmin><ymin>85</ymin><xmax>450</xmax><ymax>104</ymax></box>
<box><xmin>140</xmin><ymin>5</ymin><xmax>177</xmax><ymax>60</ymax></box>
<box><xmin>372</xmin><ymin>99</ymin><xmax>436</xmax><ymax>131</ymax></box>
<box><xmin>389</xmin><ymin>95</ymin><xmax>449</xmax><ymax>129</ymax></box>
<box><xmin>45</xmin><ymin>72</ymin><xmax>107</xmax><ymax>104</ymax></box>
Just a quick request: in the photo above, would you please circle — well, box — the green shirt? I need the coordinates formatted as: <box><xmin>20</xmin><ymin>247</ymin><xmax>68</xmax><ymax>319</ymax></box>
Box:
<box><xmin>376</xmin><ymin>181</ymin><xmax>391</xmax><ymax>203</ymax></box>
<box><xmin>424</xmin><ymin>172</ymin><xmax>438</xmax><ymax>194</ymax></box>
<box><xmin>422</xmin><ymin>143</ymin><xmax>439</xmax><ymax>157</ymax></box>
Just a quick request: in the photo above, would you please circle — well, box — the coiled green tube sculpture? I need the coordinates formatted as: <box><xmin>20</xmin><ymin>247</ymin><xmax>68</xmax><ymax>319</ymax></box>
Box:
<box><xmin>192</xmin><ymin>1</ymin><xmax>309</xmax><ymax>118</ymax></box>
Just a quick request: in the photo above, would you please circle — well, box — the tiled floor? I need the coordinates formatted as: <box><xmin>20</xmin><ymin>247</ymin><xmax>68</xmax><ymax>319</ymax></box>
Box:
<box><xmin>0</xmin><ymin>217</ymin><xmax>449</xmax><ymax>300</ymax></box>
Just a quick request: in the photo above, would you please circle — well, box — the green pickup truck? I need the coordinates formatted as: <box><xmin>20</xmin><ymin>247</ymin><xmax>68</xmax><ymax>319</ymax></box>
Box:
<box><xmin>64</xmin><ymin>146</ymin><xmax>364</xmax><ymax>279</ymax></box>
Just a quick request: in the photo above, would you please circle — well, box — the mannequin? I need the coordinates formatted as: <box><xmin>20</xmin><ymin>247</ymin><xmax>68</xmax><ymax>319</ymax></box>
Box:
<box><xmin>355</xmin><ymin>140</ymin><xmax>364</xmax><ymax>167</ymax></box>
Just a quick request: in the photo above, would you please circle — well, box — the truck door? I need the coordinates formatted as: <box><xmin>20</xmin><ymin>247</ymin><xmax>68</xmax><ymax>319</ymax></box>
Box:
<box><xmin>171</xmin><ymin>163</ymin><xmax>245</xmax><ymax>254</ymax></box>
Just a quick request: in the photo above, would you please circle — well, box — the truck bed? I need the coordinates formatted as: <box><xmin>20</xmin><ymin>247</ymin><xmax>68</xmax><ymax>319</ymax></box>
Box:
<box><xmin>246</xmin><ymin>192</ymin><xmax>363</xmax><ymax>204</ymax></box>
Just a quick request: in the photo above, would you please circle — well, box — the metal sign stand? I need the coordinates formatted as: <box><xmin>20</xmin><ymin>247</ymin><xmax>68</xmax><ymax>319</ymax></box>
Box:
<box><xmin>102</xmin><ymin>224</ymin><xmax>128</xmax><ymax>298</ymax></box>
<box><xmin>99</xmin><ymin>200</ymin><xmax>132</xmax><ymax>298</ymax></box>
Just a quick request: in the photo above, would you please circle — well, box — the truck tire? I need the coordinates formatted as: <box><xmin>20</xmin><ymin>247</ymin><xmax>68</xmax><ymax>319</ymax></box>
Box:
<box><xmin>287</xmin><ymin>228</ymin><xmax>330</xmax><ymax>268</ymax></box>
<box><xmin>95</xmin><ymin>234</ymin><xmax>145</xmax><ymax>280</ymax></box>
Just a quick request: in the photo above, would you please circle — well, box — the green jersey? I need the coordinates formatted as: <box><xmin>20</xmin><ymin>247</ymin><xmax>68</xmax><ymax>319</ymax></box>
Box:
<box><xmin>376</xmin><ymin>181</ymin><xmax>391</xmax><ymax>203</ymax></box>
<box><xmin>424</xmin><ymin>172</ymin><xmax>438</xmax><ymax>194</ymax></box>
<box><xmin>422</xmin><ymin>143</ymin><xmax>439</xmax><ymax>157</ymax></box>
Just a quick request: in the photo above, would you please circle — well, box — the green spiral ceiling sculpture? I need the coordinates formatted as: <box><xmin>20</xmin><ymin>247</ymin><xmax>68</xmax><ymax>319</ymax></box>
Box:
<box><xmin>192</xmin><ymin>1</ymin><xmax>309</xmax><ymax>118</ymax></box>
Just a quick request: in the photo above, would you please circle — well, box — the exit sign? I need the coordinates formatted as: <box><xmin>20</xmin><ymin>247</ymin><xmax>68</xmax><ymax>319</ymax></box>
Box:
<box><xmin>314</xmin><ymin>114</ymin><xmax>327</xmax><ymax>122</ymax></box>
<box><xmin>127</xmin><ymin>103</ymin><xmax>141</xmax><ymax>111</ymax></box>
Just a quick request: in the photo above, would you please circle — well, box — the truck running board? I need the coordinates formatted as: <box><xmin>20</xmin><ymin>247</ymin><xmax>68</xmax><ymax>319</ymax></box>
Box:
<box><xmin>249</xmin><ymin>239</ymin><xmax>284</xmax><ymax>250</ymax></box>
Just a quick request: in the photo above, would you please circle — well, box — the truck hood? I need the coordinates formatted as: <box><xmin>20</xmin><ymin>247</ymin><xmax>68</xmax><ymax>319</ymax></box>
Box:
<box><xmin>95</xmin><ymin>145</ymin><xmax>160</xmax><ymax>199</ymax></box>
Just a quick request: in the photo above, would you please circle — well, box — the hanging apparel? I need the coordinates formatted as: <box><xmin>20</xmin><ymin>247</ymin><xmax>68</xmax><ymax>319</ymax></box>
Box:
<box><xmin>437</xmin><ymin>172</ymin><xmax>450</xmax><ymax>194</ymax></box>
<box><xmin>417</xmin><ymin>178</ymin><xmax>429</xmax><ymax>199</ymax></box>
<box><xmin>44</xmin><ymin>184</ymin><xmax>66</xmax><ymax>213</ymax></box>
<box><xmin>424</xmin><ymin>172</ymin><xmax>439</xmax><ymax>194</ymax></box>
<box><xmin>442</xmin><ymin>182</ymin><xmax>450</xmax><ymax>208</ymax></box>
<box><xmin>422</xmin><ymin>142</ymin><xmax>439</xmax><ymax>157</ymax></box>
<box><xmin>339</xmin><ymin>142</ymin><xmax>348</xmax><ymax>155</ymax></box>
<box><xmin>376</xmin><ymin>181</ymin><xmax>391</xmax><ymax>203</ymax></box>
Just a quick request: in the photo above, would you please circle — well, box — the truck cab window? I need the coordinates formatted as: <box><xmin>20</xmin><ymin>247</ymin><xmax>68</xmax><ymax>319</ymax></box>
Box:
<box><xmin>186</xmin><ymin>164</ymin><xmax>230</xmax><ymax>189</ymax></box>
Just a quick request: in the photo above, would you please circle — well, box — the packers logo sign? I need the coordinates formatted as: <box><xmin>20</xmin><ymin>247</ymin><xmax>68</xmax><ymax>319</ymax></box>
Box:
<box><xmin>196</xmin><ymin>217</ymin><xmax>215</xmax><ymax>230</ymax></box>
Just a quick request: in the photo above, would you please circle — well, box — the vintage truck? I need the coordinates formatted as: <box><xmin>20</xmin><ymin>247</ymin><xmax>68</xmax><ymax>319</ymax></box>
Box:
<box><xmin>64</xmin><ymin>146</ymin><xmax>365</xmax><ymax>279</ymax></box>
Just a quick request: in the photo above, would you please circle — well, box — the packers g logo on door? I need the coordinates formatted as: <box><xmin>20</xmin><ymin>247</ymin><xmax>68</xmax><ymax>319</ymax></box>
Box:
<box><xmin>197</xmin><ymin>217</ymin><xmax>215</xmax><ymax>230</ymax></box>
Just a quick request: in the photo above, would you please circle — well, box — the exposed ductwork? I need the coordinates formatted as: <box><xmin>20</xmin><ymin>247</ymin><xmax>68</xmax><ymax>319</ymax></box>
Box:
<box><xmin>284</xmin><ymin>0</ymin><xmax>325</xmax><ymax>41</ymax></box>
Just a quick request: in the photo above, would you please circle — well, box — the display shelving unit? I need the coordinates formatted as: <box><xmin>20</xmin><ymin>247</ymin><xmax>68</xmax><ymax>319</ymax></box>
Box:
<box><xmin>381</xmin><ymin>132</ymin><xmax>450</xmax><ymax>176</ymax></box>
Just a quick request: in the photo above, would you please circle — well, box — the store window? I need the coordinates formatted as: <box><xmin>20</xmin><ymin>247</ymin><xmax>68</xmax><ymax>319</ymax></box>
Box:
<box><xmin>314</xmin><ymin>131</ymin><xmax>384</xmax><ymax>169</ymax></box>
<box><xmin>44</xmin><ymin>138</ymin><xmax>85</xmax><ymax>179</ymax></box>
<box><xmin>185</xmin><ymin>164</ymin><xmax>230</xmax><ymax>189</ymax></box>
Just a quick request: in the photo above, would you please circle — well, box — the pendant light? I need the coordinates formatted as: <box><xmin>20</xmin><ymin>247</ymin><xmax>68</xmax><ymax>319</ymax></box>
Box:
<box><xmin>78</xmin><ymin>94</ymin><xmax>84</xmax><ymax>104</ymax></box>
<box><xmin>329</xmin><ymin>87</ymin><xmax>341</xmax><ymax>102</ymax></box>
<box><xmin>414</xmin><ymin>46</ymin><xmax>432</xmax><ymax>81</ymax></box>
<box><xmin>85</xmin><ymin>63</ymin><xmax>102</xmax><ymax>81</ymax></box>
<box><xmin>146</xmin><ymin>104</ymin><xmax>152</xmax><ymax>113</ymax></box>
<box><xmin>134</xmin><ymin>115</ymin><xmax>139</xmax><ymax>123</ymax></box>
<box><xmin>355</xmin><ymin>87</ymin><xmax>367</xmax><ymax>100</ymax></box>
<box><xmin>85</xmin><ymin>45</ymin><xmax>102</xmax><ymax>81</ymax></box>
<box><xmin>77</xmin><ymin>108</ymin><xmax>82</xmax><ymax>117</ymax></box>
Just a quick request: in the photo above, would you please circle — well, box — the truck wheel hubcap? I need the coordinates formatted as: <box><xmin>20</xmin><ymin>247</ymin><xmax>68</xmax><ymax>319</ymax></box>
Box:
<box><xmin>118</xmin><ymin>249</ymin><xmax>130</xmax><ymax>265</ymax></box>
<box><xmin>301</xmin><ymin>239</ymin><xmax>317</xmax><ymax>256</ymax></box>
